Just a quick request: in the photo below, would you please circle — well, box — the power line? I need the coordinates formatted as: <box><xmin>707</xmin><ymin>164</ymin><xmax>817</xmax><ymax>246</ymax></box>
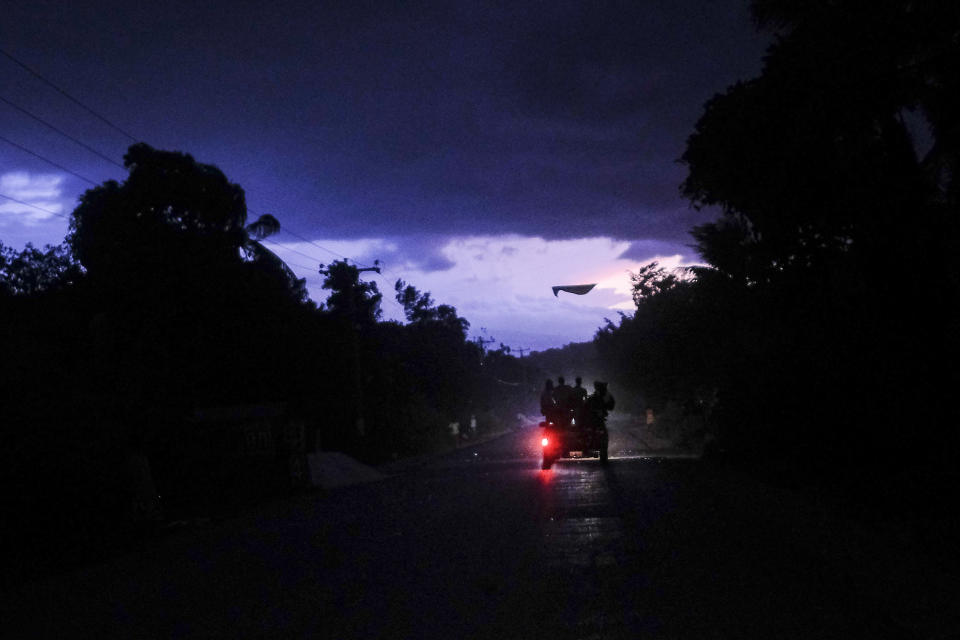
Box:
<box><xmin>260</xmin><ymin>236</ymin><xmax>406</xmax><ymax>308</ymax></box>
<box><xmin>246</xmin><ymin>211</ymin><xmax>371</xmax><ymax>268</ymax></box>
<box><xmin>0</xmin><ymin>53</ymin><xmax>417</xmax><ymax>284</ymax></box>
<box><xmin>0</xmin><ymin>130</ymin><xmax>345</xmax><ymax>276</ymax></box>
<box><xmin>0</xmin><ymin>187</ymin><xmax>405</xmax><ymax>309</ymax></box>
<box><xmin>280</xmin><ymin>259</ymin><xmax>321</xmax><ymax>273</ymax></box>
<box><xmin>271</xmin><ymin>255</ymin><xmax>325</xmax><ymax>275</ymax></box>
<box><xmin>0</xmin><ymin>193</ymin><xmax>320</xmax><ymax>280</ymax></box>
<box><xmin>258</xmin><ymin>240</ymin><xmax>405</xmax><ymax>311</ymax></box>
<box><xmin>272</xmin><ymin>222</ymin><xmax>403</xmax><ymax>277</ymax></box>
<box><xmin>0</xmin><ymin>132</ymin><xmax>383</xmax><ymax>282</ymax></box>
<box><xmin>0</xmin><ymin>94</ymin><xmax>125</xmax><ymax>169</ymax></box>
<box><xmin>0</xmin><ymin>123</ymin><xmax>403</xmax><ymax>304</ymax></box>
<box><xmin>0</xmin><ymin>134</ymin><xmax>98</xmax><ymax>185</ymax></box>
<box><xmin>0</xmin><ymin>72</ymin><xmax>397</xmax><ymax>282</ymax></box>
<box><xmin>276</xmin><ymin>227</ymin><xmax>356</xmax><ymax>263</ymax></box>
<box><xmin>0</xmin><ymin>60</ymin><xmax>381</xmax><ymax>274</ymax></box>
<box><xmin>264</xmin><ymin>235</ymin><xmax>404</xmax><ymax>295</ymax></box>
<box><xmin>0</xmin><ymin>136</ymin><xmax>372</xmax><ymax>279</ymax></box>
<box><xmin>0</xmin><ymin>48</ymin><xmax>138</xmax><ymax>142</ymax></box>
<box><xmin>261</xmin><ymin>237</ymin><xmax>326</xmax><ymax>266</ymax></box>
<box><xmin>375</xmin><ymin>262</ymin><xmax>402</xmax><ymax>283</ymax></box>
<box><xmin>0</xmin><ymin>192</ymin><xmax>70</xmax><ymax>219</ymax></box>
<box><xmin>263</xmin><ymin>235</ymin><xmax>384</xmax><ymax>276</ymax></box>
<box><xmin>0</xmin><ymin>132</ymin><xmax>404</xmax><ymax>296</ymax></box>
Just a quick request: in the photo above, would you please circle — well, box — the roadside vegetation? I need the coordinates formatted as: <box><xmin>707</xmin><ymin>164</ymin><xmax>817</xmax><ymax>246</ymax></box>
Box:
<box><xmin>0</xmin><ymin>144</ymin><xmax>540</xmax><ymax>586</ymax></box>
<box><xmin>597</xmin><ymin>1</ymin><xmax>958</xmax><ymax>492</ymax></box>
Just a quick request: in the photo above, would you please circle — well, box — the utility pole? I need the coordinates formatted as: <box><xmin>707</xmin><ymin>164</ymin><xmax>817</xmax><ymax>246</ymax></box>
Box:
<box><xmin>345</xmin><ymin>263</ymin><xmax>381</xmax><ymax>438</ymax></box>
<box><xmin>475</xmin><ymin>328</ymin><xmax>496</xmax><ymax>351</ymax></box>
<box><xmin>510</xmin><ymin>346</ymin><xmax>530</xmax><ymax>388</ymax></box>
<box><xmin>475</xmin><ymin>333</ymin><xmax>496</xmax><ymax>369</ymax></box>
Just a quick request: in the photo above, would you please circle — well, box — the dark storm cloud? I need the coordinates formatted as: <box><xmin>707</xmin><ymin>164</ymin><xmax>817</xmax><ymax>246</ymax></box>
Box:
<box><xmin>2</xmin><ymin>0</ymin><xmax>767</xmax><ymax>245</ymax></box>
<box><xmin>505</xmin><ymin>3</ymin><xmax>671</xmax><ymax>122</ymax></box>
<box><xmin>295</xmin><ymin>0</ymin><xmax>768</xmax><ymax>242</ymax></box>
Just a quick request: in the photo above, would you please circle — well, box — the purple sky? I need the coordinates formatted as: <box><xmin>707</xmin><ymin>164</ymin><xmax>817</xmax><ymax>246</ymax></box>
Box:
<box><xmin>1</xmin><ymin>0</ymin><xmax>768</xmax><ymax>350</ymax></box>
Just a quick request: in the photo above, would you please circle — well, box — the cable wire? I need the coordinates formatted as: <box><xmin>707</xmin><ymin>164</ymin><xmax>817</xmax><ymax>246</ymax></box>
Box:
<box><xmin>0</xmin><ymin>94</ymin><xmax>125</xmax><ymax>169</ymax></box>
<box><xmin>276</xmin><ymin>227</ymin><xmax>356</xmax><ymax>263</ymax></box>
<box><xmin>278</xmin><ymin>258</ymin><xmax>322</xmax><ymax>273</ymax></box>
<box><xmin>1</xmin><ymin>48</ymin><xmax>139</xmax><ymax>142</ymax></box>
<box><xmin>0</xmin><ymin>192</ymin><xmax>69</xmax><ymax>219</ymax></box>
<box><xmin>0</xmin><ymin>138</ymin><xmax>399</xmax><ymax>306</ymax></box>
<box><xmin>0</xmin><ymin>69</ymin><xmax>379</xmax><ymax>274</ymax></box>
<box><xmin>1</xmin><ymin>186</ymin><xmax>403</xmax><ymax>309</ymax></box>
<box><xmin>0</xmin><ymin>80</ymin><xmax>394</xmax><ymax>282</ymax></box>
<box><xmin>0</xmin><ymin>134</ymin><xmax>98</xmax><ymax>185</ymax></box>
<box><xmin>260</xmin><ymin>237</ymin><xmax>327</xmax><ymax>266</ymax></box>
<box><xmin>259</xmin><ymin>236</ymin><xmax>405</xmax><ymax>310</ymax></box>
<box><xmin>0</xmin><ymin>134</ymin><xmax>404</xmax><ymax>295</ymax></box>
<box><xmin>1</xmin><ymin>52</ymin><xmax>411</xmax><ymax>281</ymax></box>
<box><xmin>0</xmin><ymin>134</ymin><xmax>375</xmax><ymax>281</ymax></box>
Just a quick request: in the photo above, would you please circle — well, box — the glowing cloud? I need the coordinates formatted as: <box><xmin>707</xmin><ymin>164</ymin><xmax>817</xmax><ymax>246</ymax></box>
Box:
<box><xmin>267</xmin><ymin>234</ymin><xmax>701</xmax><ymax>350</ymax></box>
<box><xmin>0</xmin><ymin>172</ymin><xmax>65</xmax><ymax>225</ymax></box>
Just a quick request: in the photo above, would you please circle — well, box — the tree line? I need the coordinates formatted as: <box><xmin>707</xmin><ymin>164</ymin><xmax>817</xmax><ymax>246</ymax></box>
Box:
<box><xmin>597</xmin><ymin>0</ymin><xmax>958</xmax><ymax>486</ymax></box>
<box><xmin>0</xmin><ymin>143</ymin><xmax>539</xmax><ymax>585</ymax></box>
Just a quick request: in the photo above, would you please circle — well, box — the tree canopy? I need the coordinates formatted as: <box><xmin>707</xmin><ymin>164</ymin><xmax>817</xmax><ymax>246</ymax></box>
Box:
<box><xmin>320</xmin><ymin>260</ymin><xmax>383</xmax><ymax>325</ymax></box>
<box><xmin>597</xmin><ymin>0</ymin><xmax>960</xmax><ymax>477</ymax></box>
<box><xmin>0</xmin><ymin>241</ymin><xmax>80</xmax><ymax>297</ymax></box>
<box><xmin>395</xmin><ymin>278</ymin><xmax>470</xmax><ymax>339</ymax></box>
<box><xmin>68</xmin><ymin>142</ymin><xmax>307</xmax><ymax>303</ymax></box>
<box><xmin>682</xmin><ymin>0</ymin><xmax>958</xmax><ymax>285</ymax></box>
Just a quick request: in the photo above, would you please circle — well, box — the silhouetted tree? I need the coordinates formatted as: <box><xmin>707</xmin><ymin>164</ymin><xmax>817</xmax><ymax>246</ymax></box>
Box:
<box><xmin>320</xmin><ymin>260</ymin><xmax>382</xmax><ymax>325</ymax></box>
<box><xmin>684</xmin><ymin>1</ymin><xmax>958</xmax><ymax>281</ymax></box>
<box><xmin>69</xmin><ymin>143</ymin><xmax>306</xmax><ymax>303</ymax></box>
<box><xmin>0</xmin><ymin>241</ymin><xmax>81</xmax><ymax>296</ymax></box>
<box><xmin>390</xmin><ymin>279</ymin><xmax>476</xmax><ymax>420</ymax></box>
<box><xmin>596</xmin><ymin>266</ymin><xmax>727</xmax><ymax>415</ymax></box>
<box><xmin>588</xmin><ymin>1</ymin><xmax>960</xmax><ymax>481</ymax></box>
<box><xmin>628</xmin><ymin>261</ymin><xmax>683</xmax><ymax>305</ymax></box>
<box><xmin>673</xmin><ymin>0</ymin><xmax>960</xmax><ymax>475</ymax></box>
<box><xmin>395</xmin><ymin>279</ymin><xmax>470</xmax><ymax>338</ymax></box>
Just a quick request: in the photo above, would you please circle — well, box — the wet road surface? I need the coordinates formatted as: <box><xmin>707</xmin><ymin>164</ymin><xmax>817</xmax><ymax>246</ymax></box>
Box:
<box><xmin>8</xmin><ymin>423</ymin><xmax>954</xmax><ymax>638</ymax></box>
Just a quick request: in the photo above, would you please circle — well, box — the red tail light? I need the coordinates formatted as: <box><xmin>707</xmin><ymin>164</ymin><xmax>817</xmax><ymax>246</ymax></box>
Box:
<box><xmin>541</xmin><ymin>437</ymin><xmax>549</xmax><ymax>447</ymax></box>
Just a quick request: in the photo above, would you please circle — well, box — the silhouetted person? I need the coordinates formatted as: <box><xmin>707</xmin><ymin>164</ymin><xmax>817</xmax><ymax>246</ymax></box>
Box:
<box><xmin>540</xmin><ymin>379</ymin><xmax>557</xmax><ymax>424</ymax></box>
<box><xmin>553</xmin><ymin>376</ymin><xmax>576</xmax><ymax>428</ymax></box>
<box><xmin>572</xmin><ymin>376</ymin><xmax>588</xmax><ymax>425</ymax></box>
<box><xmin>584</xmin><ymin>381</ymin><xmax>615</xmax><ymax>431</ymax></box>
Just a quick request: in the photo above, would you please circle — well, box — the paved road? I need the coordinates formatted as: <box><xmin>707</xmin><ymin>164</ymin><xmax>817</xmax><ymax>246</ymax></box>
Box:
<box><xmin>8</xmin><ymin>423</ymin><xmax>958</xmax><ymax>638</ymax></box>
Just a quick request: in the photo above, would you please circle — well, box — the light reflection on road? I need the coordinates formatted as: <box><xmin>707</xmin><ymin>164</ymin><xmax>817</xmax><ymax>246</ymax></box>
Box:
<box><xmin>535</xmin><ymin>463</ymin><xmax>628</xmax><ymax>570</ymax></box>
